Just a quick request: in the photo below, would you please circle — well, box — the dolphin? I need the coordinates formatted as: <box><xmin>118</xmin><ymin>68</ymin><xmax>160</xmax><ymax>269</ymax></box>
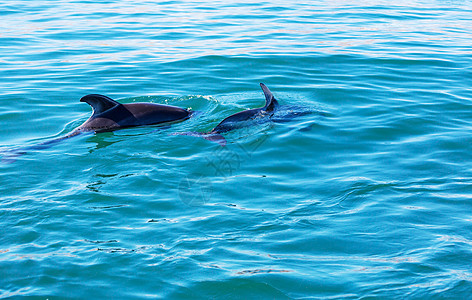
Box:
<box><xmin>74</xmin><ymin>94</ymin><xmax>191</xmax><ymax>134</ymax></box>
<box><xmin>175</xmin><ymin>83</ymin><xmax>279</xmax><ymax>146</ymax></box>
<box><xmin>1</xmin><ymin>94</ymin><xmax>192</xmax><ymax>161</ymax></box>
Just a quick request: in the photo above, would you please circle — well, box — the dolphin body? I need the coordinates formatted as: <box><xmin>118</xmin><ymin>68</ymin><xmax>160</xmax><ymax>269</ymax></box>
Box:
<box><xmin>73</xmin><ymin>94</ymin><xmax>191</xmax><ymax>134</ymax></box>
<box><xmin>1</xmin><ymin>94</ymin><xmax>192</xmax><ymax>161</ymax></box>
<box><xmin>177</xmin><ymin>83</ymin><xmax>279</xmax><ymax>146</ymax></box>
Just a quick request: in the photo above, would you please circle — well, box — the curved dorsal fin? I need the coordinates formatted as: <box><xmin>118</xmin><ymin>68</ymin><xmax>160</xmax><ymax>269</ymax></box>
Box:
<box><xmin>80</xmin><ymin>94</ymin><xmax>121</xmax><ymax>115</ymax></box>
<box><xmin>260</xmin><ymin>83</ymin><xmax>279</xmax><ymax>112</ymax></box>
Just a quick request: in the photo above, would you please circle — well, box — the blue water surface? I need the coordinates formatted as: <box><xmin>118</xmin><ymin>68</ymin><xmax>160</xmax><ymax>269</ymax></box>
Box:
<box><xmin>1</xmin><ymin>0</ymin><xmax>472</xmax><ymax>298</ymax></box>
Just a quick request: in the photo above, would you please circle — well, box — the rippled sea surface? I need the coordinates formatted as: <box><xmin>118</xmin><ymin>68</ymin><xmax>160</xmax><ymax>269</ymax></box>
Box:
<box><xmin>1</xmin><ymin>0</ymin><xmax>472</xmax><ymax>298</ymax></box>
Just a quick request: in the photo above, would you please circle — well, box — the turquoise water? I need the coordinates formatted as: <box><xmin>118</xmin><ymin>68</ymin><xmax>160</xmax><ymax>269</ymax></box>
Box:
<box><xmin>1</xmin><ymin>0</ymin><xmax>472</xmax><ymax>298</ymax></box>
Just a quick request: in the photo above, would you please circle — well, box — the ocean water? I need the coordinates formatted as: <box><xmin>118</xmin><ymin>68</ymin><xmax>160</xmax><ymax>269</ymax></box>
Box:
<box><xmin>1</xmin><ymin>0</ymin><xmax>472</xmax><ymax>298</ymax></box>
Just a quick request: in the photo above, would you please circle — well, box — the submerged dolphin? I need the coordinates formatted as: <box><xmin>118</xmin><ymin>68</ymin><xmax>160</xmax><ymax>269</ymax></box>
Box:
<box><xmin>74</xmin><ymin>94</ymin><xmax>191</xmax><ymax>134</ymax></box>
<box><xmin>176</xmin><ymin>83</ymin><xmax>279</xmax><ymax>146</ymax></box>
<box><xmin>1</xmin><ymin>94</ymin><xmax>192</xmax><ymax>161</ymax></box>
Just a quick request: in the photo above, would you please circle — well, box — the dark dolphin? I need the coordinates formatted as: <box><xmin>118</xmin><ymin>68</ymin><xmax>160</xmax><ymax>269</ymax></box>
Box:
<box><xmin>1</xmin><ymin>94</ymin><xmax>192</xmax><ymax>162</ymax></box>
<box><xmin>176</xmin><ymin>83</ymin><xmax>280</xmax><ymax>146</ymax></box>
<box><xmin>74</xmin><ymin>94</ymin><xmax>191</xmax><ymax>134</ymax></box>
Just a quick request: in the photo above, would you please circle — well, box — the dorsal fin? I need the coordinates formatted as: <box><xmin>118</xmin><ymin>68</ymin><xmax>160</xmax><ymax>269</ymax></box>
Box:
<box><xmin>260</xmin><ymin>83</ymin><xmax>279</xmax><ymax>112</ymax></box>
<box><xmin>80</xmin><ymin>94</ymin><xmax>121</xmax><ymax>115</ymax></box>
